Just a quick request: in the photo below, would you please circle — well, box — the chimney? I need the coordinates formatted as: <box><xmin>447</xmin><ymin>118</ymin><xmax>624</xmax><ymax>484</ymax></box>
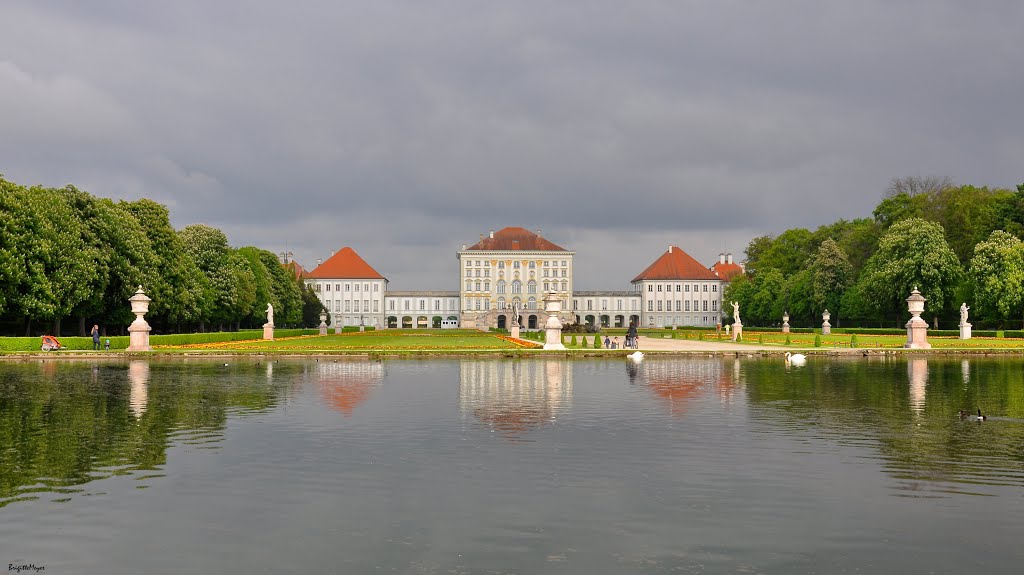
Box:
<box><xmin>668</xmin><ymin>245</ymin><xmax>673</xmax><ymax>253</ymax></box>
<box><xmin>461</xmin><ymin>244</ymin><xmax>467</xmax><ymax>251</ymax></box>
<box><xmin>489</xmin><ymin>230</ymin><xmax>494</xmax><ymax>239</ymax></box>
<box><xmin>727</xmin><ymin>253</ymin><xmax>733</xmax><ymax>264</ymax></box>
<box><xmin>480</xmin><ymin>234</ymin><xmax>484</xmax><ymax>241</ymax></box>
<box><xmin>316</xmin><ymin>258</ymin><xmax>322</xmax><ymax>268</ymax></box>
<box><xmin>719</xmin><ymin>253</ymin><xmax>726</xmax><ymax>264</ymax></box>
<box><xmin>536</xmin><ymin>229</ymin><xmax>541</xmax><ymax>237</ymax></box>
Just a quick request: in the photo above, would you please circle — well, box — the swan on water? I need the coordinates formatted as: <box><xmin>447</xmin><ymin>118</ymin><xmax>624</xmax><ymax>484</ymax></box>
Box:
<box><xmin>785</xmin><ymin>352</ymin><xmax>806</xmax><ymax>366</ymax></box>
<box><xmin>628</xmin><ymin>351</ymin><xmax>644</xmax><ymax>361</ymax></box>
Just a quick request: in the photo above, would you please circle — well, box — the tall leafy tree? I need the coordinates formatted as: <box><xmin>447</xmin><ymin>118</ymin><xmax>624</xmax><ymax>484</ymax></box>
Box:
<box><xmin>968</xmin><ymin>230</ymin><xmax>1024</xmax><ymax>324</ymax></box>
<box><xmin>124</xmin><ymin>199</ymin><xmax>207</xmax><ymax>330</ymax></box>
<box><xmin>809</xmin><ymin>238</ymin><xmax>853</xmax><ymax>326</ymax></box>
<box><xmin>855</xmin><ymin>218</ymin><xmax>962</xmax><ymax>326</ymax></box>
<box><xmin>257</xmin><ymin>249</ymin><xmax>303</xmax><ymax>326</ymax></box>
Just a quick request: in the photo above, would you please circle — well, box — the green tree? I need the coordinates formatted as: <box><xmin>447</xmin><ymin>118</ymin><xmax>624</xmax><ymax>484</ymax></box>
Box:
<box><xmin>257</xmin><ymin>250</ymin><xmax>303</xmax><ymax>326</ymax></box>
<box><xmin>809</xmin><ymin>238</ymin><xmax>853</xmax><ymax>326</ymax></box>
<box><xmin>124</xmin><ymin>199</ymin><xmax>206</xmax><ymax>330</ymax></box>
<box><xmin>749</xmin><ymin>269</ymin><xmax>786</xmax><ymax>325</ymax></box>
<box><xmin>855</xmin><ymin>218</ymin><xmax>962</xmax><ymax>326</ymax></box>
<box><xmin>238</xmin><ymin>247</ymin><xmax>275</xmax><ymax>328</ymax></box>
<box><xmin>968</xmin><ymin>230</ymin><xmax>1024</xmax><ymax>323</ymax></box>
<box><xmin>300</xmin><ymin>282</ymin><xmax>327</xmax><ymax>327</ymax></box>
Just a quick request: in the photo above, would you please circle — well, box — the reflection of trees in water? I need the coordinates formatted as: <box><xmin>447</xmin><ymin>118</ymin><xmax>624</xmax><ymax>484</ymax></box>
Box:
<box><xmin>0</xmin><ymin>360</ymin><xmax>295</xmax><ymax>508</ymax></box>
<box><xmin>315</xmin><ymin>361</ymin><xmax>384</xmax><ymax>415</ymax></box>
<box><xmin>741</xmin><ymin>357</ymin><xmax>1024</xmax><ymax>492</ymax></box>
<box><xmin>459</xmin><ymin>359</ymin><xmax>572</xmax><ymax>439</ymax></box>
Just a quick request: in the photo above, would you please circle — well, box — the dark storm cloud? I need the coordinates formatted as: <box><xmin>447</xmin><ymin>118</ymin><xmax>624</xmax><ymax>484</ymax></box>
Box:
<box><xmin>2</xmin><ymin>0</ymin><xmax>1022</xmax><ymax>288</ymax></box>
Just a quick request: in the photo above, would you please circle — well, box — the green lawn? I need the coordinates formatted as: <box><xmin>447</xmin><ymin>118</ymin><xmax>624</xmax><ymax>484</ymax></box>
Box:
<box><xmin>170</xmin><ymin>330</ymin><xmax>534</xmax><ymax>351</ymax></box>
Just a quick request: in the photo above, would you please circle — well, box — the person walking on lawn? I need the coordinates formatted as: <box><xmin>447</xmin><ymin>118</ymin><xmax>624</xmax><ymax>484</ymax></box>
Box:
<box><xmin>91</xmin><ymin>324</ymin><xmax>101</xmax><ymax>351</ymax></box>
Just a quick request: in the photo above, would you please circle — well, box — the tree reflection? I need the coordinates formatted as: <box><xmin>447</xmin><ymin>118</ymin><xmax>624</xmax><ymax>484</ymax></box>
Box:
<box><xmin>0</xmin><ymin>360</ymin><xmax>293</xmax><ymax>508</ymax></box>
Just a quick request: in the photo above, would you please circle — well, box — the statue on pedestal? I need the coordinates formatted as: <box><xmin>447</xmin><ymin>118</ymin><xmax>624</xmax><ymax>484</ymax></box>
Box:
<box><xmin>731</xmin><ymin>301</ymin><xmax>741</xmax><ymax>324</ymax></box>
<box><xmin>265</xmin><ymin>303</ymin><xmax>274</xmax><ymax>326</ymax></box>
<box><xmin>960</xmin><ymin>302</ymin><xmax>969</xmax><ymax>326</ymax></box>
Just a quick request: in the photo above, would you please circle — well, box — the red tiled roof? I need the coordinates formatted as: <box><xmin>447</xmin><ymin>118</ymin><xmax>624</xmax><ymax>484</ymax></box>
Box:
<box><xmin>465</xmin><ymin>227</ymin><xmax>568</xmax><ymax>251</ymax></box>
<box><xmin>631</xmin><ymin>246</ymin><xmax>720</xmax><ymax>282</ymax></box>
<box><xmin>710</xmin><ymin>261</ymin><xmax>743</xmax><ymax>281</ymax></box>
<box><xmin>284</xmin><ymin>260</ymin><xmax>307</xmax><ymax>279</ymax></box>
<box><xmin>306</xmin><ymin>247</ymin><xmax>386</xmax><ymax>280</ymax></box>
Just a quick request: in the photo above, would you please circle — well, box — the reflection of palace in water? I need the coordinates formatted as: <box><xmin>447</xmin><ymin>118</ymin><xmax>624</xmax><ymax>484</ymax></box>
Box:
<box><xmin>316</xmin><ymin>361</ymin><xmax>384</xmax><ymax>415</ymax></box>
<box><xmin>640</xmin><ymin>358</ymin><xmax>739</xmax><ymax>416</ymax></box>
<box><xmin>459</xmin><ymin>360</ymin><xmax>572</xmax><ymax>437</ymax></box>
<box><xmin>128</xmin><ymin>360</ymin><xmax>150</xmax><ymax>418</ymax></box>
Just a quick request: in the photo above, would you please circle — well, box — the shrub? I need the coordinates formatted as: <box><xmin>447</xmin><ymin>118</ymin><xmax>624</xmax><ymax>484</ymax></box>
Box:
<box><xmin>570</xmin><ymin>335</ymin><xmax>577</xmax><ymax>347</ymax></box>
<box><xmin>850</xmin><ymin>334</ymin><xmax>858</xmax><ymax>348</ymax></box>
<box><xmin>814</xmin><ymin>335</ymin><xmax>822</xmax><ymax>347</ymax></box>
<box><xmin>594</xmin><ymin>336</ymin><xmax>602</xmax><ymax>349</ymax></box>
<box><xmin>758</xmin><ymin>334</ymin><xmax>764</xmax><ymax>344</ymax></box>
<box><xmin>784</xmin><ymin>335</ymin><xmax>791</xmax><ymax>345</ymax></box>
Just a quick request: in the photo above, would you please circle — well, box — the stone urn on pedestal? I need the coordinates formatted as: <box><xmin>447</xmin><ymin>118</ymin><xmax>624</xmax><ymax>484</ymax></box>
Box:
<box><xmin>319</xmin><ymin>310</ymin><xmax>328</xmax><ymax>336</ymax></box>
<box><xmin>904</xmin><ymin>287</ymin><xmax>931</xmax><ymax>349</ymax></box>
<box><xmin>126</xmin><ymin>286</ymin><xmax>152</xmax><ymax>352</ymax></box>
<box><xmin>821</xmin><ymin>309</ymin><xmax>831</xmax><ymax>335</ymax></box>
<box><xmin>782</xmin><ymin>311</ymin><xmax>790</xmax><ymax>334</ymax></box>
<box><xmin>542</xmin><ymin>292</ymin><xmax>566</xmax><ymax>350</ymax></box>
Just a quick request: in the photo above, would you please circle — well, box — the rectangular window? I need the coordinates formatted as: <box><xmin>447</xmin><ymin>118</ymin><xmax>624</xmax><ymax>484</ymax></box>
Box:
<box><xmin>404</xmin><ymin>301</ymin><xmax>410</xmax><ymax>310</ymax></box>
<box><xmin>617</xmin><ymin>299</ymin><xmax>622</xmax><ymax>310</ymax></box>
<box><xmin>587</xmin><ymin>300</ymin><xmax>593</xmax><ymax>311</ymax></box>
<box><xmin>335</xmin><ymin>301</ymin><xmax>341</xmax><ymax>313</ymax></box>
<box><xmin>364</xmin><ymin>300</ymin><xmax>369</xmax><ymax>313</ymax></box>
<box><xmin>703</xmin><ymin>301</ymin><xmax>708</xmax><ymax>311</ymax></box>
<box><xmin>648</xmin><ymin>285</ymin><xmax>653</xmax><ymax>292</ymax></box>
<box><xmin>475</xmin><ymin>299</ymin><xmax>481</xmax><ymax>310</ymax></box>
<box><xmin>676</xmin><ymin>301</ymin><xmax>681</xmax><ymax>311</ymax></box>
<box><xmin>601</xmin><ymin>299</ymin><xmax>608</xmax><ymax>310</ymax></box>
<box><xmin>657</xmin><ymin>301</ymin><xmax>663</xmax><ymax>311</ymax></box>
<box><xmin>648</xmin><ymin>301</ymin><xmax>654</xmax><ymax>311</ymax></box>
<box><xmin>345</xmin><ymin>301</ymin><xmax>351</xmax><ymax>312</ymax></box>
<box><xmin>685</xmin><ymin>285</ymin><xmax>690</xmax><ymax>292</ymax></box>
<box><xmin>435</xmin><ymin>300</ymin><xmax>440</xmax><ymax>311</ymax></box>
<box><xmin>373</xmin><ymin>301</ymin><xmax>379</xmax><ymax>312</ymax></box>
<box><xmin>561</xmin><ymin>269</ymin><xmax>566</xmax><ymax>277</ymax></box>
<box><xmin>703</xmin><ymin>285</ymin><xmax>708</xmax><ymax>292</ymax></box>
<box><xmin>712</xmin><ymin>285</ymin><xmax>717</xmax><ymax>292</ymax></box>
<box><xmin>389</xmin><ymin>300</ymin><xmax>395</xmax><ymax>310</ymax></box>
<box><xmin>712</xmin><ymin>300</ymin><xmax>717</xmax><ymax>311</ymax></box>
<box><xmin>364</xmin><ymin>284</ymin><xmax>369</xmax><ymax>291</ymax></box>
<box><xmin>657</xmin><ymin>285</ymin><xmax>662</xmax><ymax>292</ymax></box>
<box><xmin>419</xmin><ymin>300</ymin><xmax>425</xmax><ymax>310</ymax></box>
<box><xmin>676</xmin><ymin>285</ymin><xmax>681</xmax><ymax>292</ymax></box>
<box><xmin>685</xmin><ymin>301</ymin><xmax>690</xmax><ymax>311</ymax></box>
<box><xmin>354</xmin><ymin>284</ymin><xmax>359</xmax><ymax>292</ymax></box>
<box><xmin>326</xmin><ymin>284</ymin><xmax>331</xmax><ymax>292</ymax></box>
<box><xmin>374</xmin><ymin>284</ymin><xmax>379</xmax><ymax>292</ymax></box>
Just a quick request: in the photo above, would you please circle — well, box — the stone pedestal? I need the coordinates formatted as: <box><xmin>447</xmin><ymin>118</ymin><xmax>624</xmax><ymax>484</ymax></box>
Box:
<box><xmin>127</xmin><ymin>320</ymin><xmax>152</xmax><ymax>352</ymax></box>
<box><xmin>732</xmin><ymin>322</ymin><xmax>742</xmax><ymax>342</ymax></box>
<box><xmin>782</xmin><ymin>312</ymin><xmax>790</xmax><ymax>334</ymax></box>
<box><xmin>319</xmin><ymin>323</ymin><xmax>328</xmax><ymax>336</ymax></box>
<box><xmin>821</xmin><ymin>321</ymin><xmax>831</xmax><ymax>335</ymax></box>
<box><xmin>960</xmin><ymin>323</ymin><xmax>972</xmax><ymax>340</ymax></box>
<box><xmin>510</xmin><ymin>324</ymin><xmax>520</xmax><ymax>339</ymax></box>
<box><xmin>782</xmin><ymin>323</ymin><xmax>790</xmax><ymax>334</ymax></box>
<box><xmin>359</xmin><ymin>325</ymin><xmax>365</xmax><ymax>332</ymax></box>
<box><xmin>126</xmin><ymin>286</ymin><xmax>152</xmax><ymax>352</ymax></box>
<box><xmin>263</xmin><ymin>323</ymin><xmax>275</xmax><ymax>341</ymax></box>
<box><xmin>334</xmin><ymin>326</ymin><xmax>342</xmax><ymax>334</ymax></box>
<box><xmin>542</xmin><ymin>292</ymin><xmax>566</xmax><ymax>350</ymax></box>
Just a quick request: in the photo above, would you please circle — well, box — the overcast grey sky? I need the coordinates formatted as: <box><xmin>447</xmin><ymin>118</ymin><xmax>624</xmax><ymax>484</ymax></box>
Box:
<box><xmin>2</xmin><ymin>1</ymin><xmax>1021</xmax><ymax>289</ymax></box>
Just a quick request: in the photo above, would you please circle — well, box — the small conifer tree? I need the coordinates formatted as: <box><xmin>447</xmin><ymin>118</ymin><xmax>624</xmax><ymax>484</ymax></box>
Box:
<box><xmin>814</xmin><ymin>334</ymin><xmax>822</xmax><ymax>347</ymax></box>
<box><xmin>570</xmin><ymin>335</ymin><xmax>577</xmax><ymax>347</ymax></box>
<box><xmin>850</xmin><ymin>334</ymin><xmax>858</xmax><ymax>348</ymax></box>
<box><xmin>594</xmin><ymin>335</ymin><xmax>602</xmax><ymax>349</ymax></box>
<box><xmin>784</xmin><ymin>335</ymin><xmax>791</xmax><ymax>345</ymax></box>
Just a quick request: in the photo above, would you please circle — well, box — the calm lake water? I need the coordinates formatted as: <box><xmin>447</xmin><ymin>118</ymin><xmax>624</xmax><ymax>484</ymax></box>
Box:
<box><xmin>1</xmin><ymin>356</ymin><xmax>1023</xmax><ymax>574</ymax></box>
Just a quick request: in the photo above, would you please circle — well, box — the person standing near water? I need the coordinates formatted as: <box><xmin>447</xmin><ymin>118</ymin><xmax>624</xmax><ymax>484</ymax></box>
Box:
<box><xmin>91</xmin><ymin>324</ymin><xmax>101</xmax><ymax>351</ymax></box>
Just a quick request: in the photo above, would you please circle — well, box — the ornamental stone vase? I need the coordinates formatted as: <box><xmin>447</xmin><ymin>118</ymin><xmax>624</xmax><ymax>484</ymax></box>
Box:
<box><xmin>904</xmin><ymin>287</ymin><xmax>931</xmax><ymax>349</ymax></box>
<box><xmin>542</xmin><ymin>292</ymin><xmax>566</xmax><ymax>350</ymax></box>
<box><xmin>821</xmin><ymin>309</ymin><xmax>831</xmax><ymax>335</ymax></box>
<box><xmin>319</xmin><ymin>311</ymin><xmax>328</xmax><ymax>336</ymax></box>
<box><xmin>126</xmin><ymin>286</ymin><xmax>152</xmax><ymax>352</ymax></box>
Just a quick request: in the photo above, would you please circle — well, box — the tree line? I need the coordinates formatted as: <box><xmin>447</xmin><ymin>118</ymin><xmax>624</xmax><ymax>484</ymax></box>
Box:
<box><xmin>0</xmin><ymin>176</ymin><xmax>326</xmax><ymax>336</ymax></box>
<box><xmin>725</xmin><ymin>177</ymin><xmax>1024</xmax><ymax>329</ymax></box>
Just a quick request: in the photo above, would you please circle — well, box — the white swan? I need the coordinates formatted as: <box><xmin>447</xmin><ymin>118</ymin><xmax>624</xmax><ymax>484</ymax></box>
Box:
<box><xmin>785</xmin><ymin>352</ymin><xmax>806</xmax><ymax>366</ymax></box>
<box><xmin>628</xmin><ymin>351</ymin><xmax>644</xmax><ymax>362</ymax></box>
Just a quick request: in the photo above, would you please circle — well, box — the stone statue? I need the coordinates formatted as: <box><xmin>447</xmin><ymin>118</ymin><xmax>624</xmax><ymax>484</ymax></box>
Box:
<box><xmin>265</xmin><ymin>303</ymin><xmax>274</xmax><ymax>326</ymax></box>
<box><xmin>960</xmin><ymin>302</ymin><xmax>969</xmax><ymax>325</ymax></box>
<box><xmin>510</xmin><ymin>301</ymin><xmax>520</xmax><ymax>326</ymax></box>
<box><xmin>731</xmin><ymin>301</ymin><xmax>740</xmax><ymax>324</ymax></box>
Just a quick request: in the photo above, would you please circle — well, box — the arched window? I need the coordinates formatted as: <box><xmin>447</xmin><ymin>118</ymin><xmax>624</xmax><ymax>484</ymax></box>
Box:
<box><xmin>527</xmin><ymin>280</ymin><xmax>536</xmax><ymax>294</ymax></box>
<box><xmin>497</xmin><ymin>280</ymin><xmax>506</xmax><ymax>294</ymax></box>
<box><xmin>512</xmin><ymin>280</ymin><xmax>522</xmax><ymax>294</ymax></box>
<box><xmin>498</xmin><ymin>297</ymin><xmax>506</xmax><ymax>310</ymax></box>
<box><xmin>512</xmin><ymin>297</ymin><xmax>521</xmax><ymax>309</ymax></box>
<box><xmin>528</xmin><ymin>297</ymin><xmax>536</xmax><ymax>310</ymax></box>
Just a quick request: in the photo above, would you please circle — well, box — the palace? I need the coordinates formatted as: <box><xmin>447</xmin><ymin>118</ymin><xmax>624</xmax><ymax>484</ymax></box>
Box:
<box><xmin>303</xmin><ymin>227</ymin><xmax>741</xmax><ymax>331</ymax></box>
